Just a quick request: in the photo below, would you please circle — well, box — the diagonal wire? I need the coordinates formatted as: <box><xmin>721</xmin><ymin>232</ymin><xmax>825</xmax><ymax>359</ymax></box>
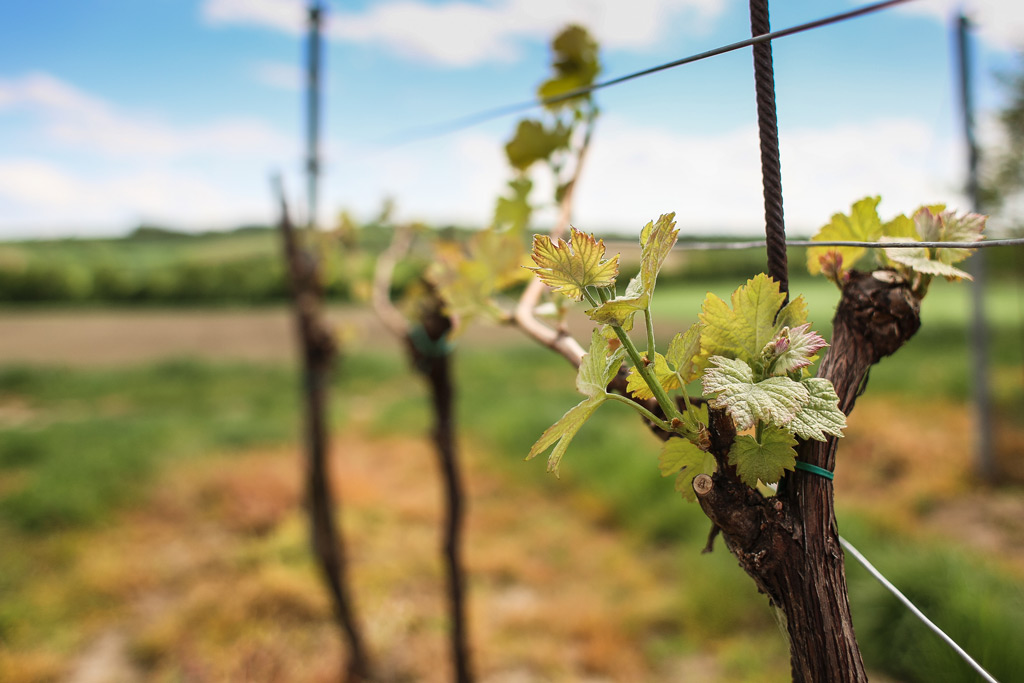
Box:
<box><xmin>839</xmin><ymin>536</ymin><xmax>1000</xmax><ymax>683</ymax></box>
<box><xmin>378</xmin><ymin>0</ymin><xmax>915</xmax><ymax>146</ymax></box>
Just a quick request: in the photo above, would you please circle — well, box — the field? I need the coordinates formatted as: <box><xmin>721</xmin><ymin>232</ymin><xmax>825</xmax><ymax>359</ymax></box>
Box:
<box><xmin>1</xmin><ymin>255</ymin><xmax>1023</xmax><ymax>682</ymax></box>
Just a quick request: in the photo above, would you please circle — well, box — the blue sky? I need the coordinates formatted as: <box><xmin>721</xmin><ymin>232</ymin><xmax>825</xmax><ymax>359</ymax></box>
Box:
<box><xmin>0</xmin><ymin>0</ymin><xmax>1020</xmax><ymax>239</ymax></box>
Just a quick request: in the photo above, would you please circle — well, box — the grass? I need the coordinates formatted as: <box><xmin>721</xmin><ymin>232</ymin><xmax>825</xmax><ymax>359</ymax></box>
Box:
<box><xmin>0</xmin><ymin>361</ymin><xmax>301</xmax><ymax>529</ymax></box>
<box><xmin>842</xmin><ymin>517</ymin><xmax>1024</xmax><ymax>683</ymax></box>
<box><xmin>0</xmin><ymin>300</ymin><xmax>1022</xmax><ymax>680</ymax></box>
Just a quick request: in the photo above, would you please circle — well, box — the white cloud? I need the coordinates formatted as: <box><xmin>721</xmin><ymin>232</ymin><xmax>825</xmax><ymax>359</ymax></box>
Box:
<box><xmin>0</xmin><ymin>73</ymin><xmax>300</xmax><ymax>236</ymax></box>
<box><xmin>894</xmin><ymin>0</ymin><xmax>1024</xmax><ymax>52</ymax></box>
<box><xmin>328</xmin><ymin>130</ymin><xmax>508</xmax><ymax>226</ymax></box>
<box><xmin>0</xmin><ymin>158</ymin><xmax>272</xmax><ymax>237</ymax></box>
<box><xmin>0</xmin><ymin>72</ymin><xmax>294</xmax><ymax>160</ymax></box>
<box><xmin>585</xmin><ymin>116</ymin><xmax>963</xmax><ymax>234</ymax></box>
<box><xmin>202</xmin><ymin>0</ymin><xmax>726</xmax><ymax>67</ymax></box>
<box><xmin>201</xmin><ymin>0</ymin><xmax>306</xmax><ymax>35</ymax></box>
<box><xmin>252</xmin><ymin>61</ymin><xmax>304</xmax><ymax>91</ymax></box>
<box><xmin>0</xmin><ymin>114</ymin><xmax>967</xmax><ymax>238</ymax></box>
<box><xmin>329</xmin><ymin>115</ymin><xmax>964</xmax><ymax>237</ymax></box>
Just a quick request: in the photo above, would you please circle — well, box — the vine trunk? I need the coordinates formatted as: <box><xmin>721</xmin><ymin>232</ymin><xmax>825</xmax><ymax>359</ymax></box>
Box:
<box><xmin>695</xmin><ymin>270</ymin><xmax>922</xmax><ymax>681</ymax></box>
<box><xmin>277</xmin><ymin>196</ymin><xmax>372</xmax><ymax>682</ymax></box>
<box><xmin>406</xmin><ymin>293</ymin><xmax>473</xmax><ymax>683</ymax></box>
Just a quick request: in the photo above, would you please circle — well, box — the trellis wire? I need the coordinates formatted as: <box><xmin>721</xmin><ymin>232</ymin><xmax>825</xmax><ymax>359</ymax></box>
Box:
<box><xmin>666</xmin><ymin>237</ymin><xmax>1024</xmax><ymax>251</ymax></box>
<box><xmin>839</xmin><ymin>536</ymin><xmax>1001</xmax><ymax>683</ymax></box>
<box><xmin>379</xmin><ymin>0</ymin><xmax>915</xmax><ymax>146</ymax></box>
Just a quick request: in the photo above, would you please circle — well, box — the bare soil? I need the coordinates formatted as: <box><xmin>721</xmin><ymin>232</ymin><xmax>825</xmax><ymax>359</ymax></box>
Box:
<box><xmin>2</xmin><ymin>431</ymin><xmax>748</xmax><ymax>683</ymax></box>
<box><xmin>0</xmin><ymin>307</ymin><xmax>599</xmax><ymax>366</ymax></box>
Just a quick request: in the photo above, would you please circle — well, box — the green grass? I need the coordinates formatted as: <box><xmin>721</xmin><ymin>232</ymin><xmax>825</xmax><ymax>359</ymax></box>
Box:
<box><xmin>651</xmin><ymin>276</ymin><xmax>1024</xmax><ymax>403</ymax></box>
<box><xmin>0</xmin><ymin>353</ymin><xmax>410</xmax><ymax>532</ymax></box>
<box><xmin>0</xmin><ymin>224</ymin><xmax>419</xmax><ymax>306</ymax></box>
<box><xmin>841</xmin><ymin>517</ymin><xmax>1024</xmax><ymax>683</ymax></box>
<box><xmin>1</xmin><ymin>320</ymin><xmax>1021</xmax><ymax>680</ymax></box>
<box><xmin>0</xmin><ymin>361</ymin><xmax>299</xmax><ymax>530</ymax></box>
<box><xmin>450</xmin><ymin>345</ymin><xmax>1024</xmax><ymax>681</ymax></box>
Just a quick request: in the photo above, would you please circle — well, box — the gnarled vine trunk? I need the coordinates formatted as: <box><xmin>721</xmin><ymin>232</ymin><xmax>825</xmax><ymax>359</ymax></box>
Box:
<box><xmin>276</xmin><ymin>188</ymin><xmax>372</xmax><ymax>682</ymax></box>
<box><xmin>404</xmin><ymin>290</ymin><xmax>473</xmax><ymax>683</ymax></box>
<box><xmin>694</xmin><ymin>270</ymin><xmax>921</xmax><ymax>681</ymax></box>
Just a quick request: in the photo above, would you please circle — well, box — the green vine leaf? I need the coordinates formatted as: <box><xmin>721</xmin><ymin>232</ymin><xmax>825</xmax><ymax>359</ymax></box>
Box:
<box><xmin>527</xmin><ymin>401</ymin><xmax>602</xmax><ymax>476</ymax></box>
<box><xmin>667</xmin><ymin>322</ymin><xmax>706</xmax><ymax>382</ymax></box>
<box><xmin>587</xmin><ymin>213</ymin><xmax>678</xmax><ymax>329</ymax></box>
<box><xmin>586</xmin><ymin>274</ymin><xmax>643</xmax><ymax>329</ymax></box>
<box><xmin>789</xmin><ymin>378</ymin><xmax>846</xmax><ymax>441</ymax></box>
<box><xmin>701</xmin><ymin>356</ymin><xmax>808</xmax><ymax>431</ymax></box>
<box><xmin>880</xmin><ymin>241</ymin><xmax>974</xmax><ymax>280</ymax></box>
<box><xmin>728</xmin><ymin>426</ymin><xmax>797</xmax><ymax>487</ymax></box>
<box><xmin>493</xmin><ymin>177</ymin><xmax>533</xmax><ymax>233</ymax></box>
<box><xmin>699</xmin><ymin>273</ymin><xmax>807</xmax><ymax>366</ymax></box>
<box><xmin>659</xmin><ymin>437</ymin><xmax>717</xmax><ymax>502</ymax></box>
<box><xmin>625</xmin><ymin>352</ymin><xmax>673</xmax><ymax>400</ymax></box>
<box><xmin>575</xmin><ymin>328</ymin><xmax>627</xmax><ymax>398</ymax></box>
<box><xmin>528</xmin><ymin>330</ymin><xmax>625</xmax><ymax>474</ymax></box>
<box><xmin>806</xmin><ymin>196</ymin><xmax>883</xmax><ymax>277</ymax></box>
<box><xmin>528</xmin><ymin>227</ymin><xmax>620</xmax><ymax>301</ymax></box>
<box><xmin>882</xmin><ymin>207</ymin><xmax>986</xmax><ymax>282</ymax></box>
<box><xmin>429</xmin><ymin>229</ymin><xmax>530</xmax><ymax>325</ymax></box>
<box><xmin>624</xmin><ymin>322</ymin><xmax>703</xmax><ymax>399</ymax></box>
<box><xmin>923</xmin><ymin>208</ymin><xmax>986</xmax><ymax>265</ymax></box>
<box><xmin>505</xmin><ymin>119</ymin><xmax>571</xmax><ymax>172</ymax></box>
<box><xmin>537</xmin><ymin>25</ymin><xmax>601</xmax><ymax>108</ymax></box>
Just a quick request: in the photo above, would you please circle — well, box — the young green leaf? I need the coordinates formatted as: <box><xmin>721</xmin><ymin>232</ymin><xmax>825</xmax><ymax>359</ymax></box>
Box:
<box><xmin>494</xmin><ymin>177</ymin><xmax>533</xmax><ymax>233</ymax></box>
<box><xmin>659</xmin><ymin>437</ymin><xmax>717</xmax><ymax>502</ymax></box>
<box><xmin>429</xmin><ymin>228</ymin><xmax>530</xmax><ymax>325</ymax></box>
<box><xmin>528</xmin><ymin>330</ymin><xmax>625</xmax><ymax>474</ymax></box>
<box><xmin>879</xmin><ymin>207</ymin><xmax>986</xmax><ymax>285</ymax></box>
<box><xmin>701</xmin><ymin>356</ymin><xmax>809</xmax><ymax>431</ymax></box>
<box><xmin>429</xmin><ymin>245</ymin><xmax>499</xmax><ymax>325</ymax></box>
<box><xmin>699</xmin><ymin>273</ymin><xmax>807</xmax><ymax>365</ymax></box>
<box><xmin>475</xmin><ymin>228</ymin><xmax>533</xmax><ymax>290</ymax></box>
<box><xmin>789</xmin><ymin>378</ymin><xmax>846</xmax><ymax>441</ymax></box>
<box><xmin>537</xmin><ymin>25</ymin><xmax>601</xmax><ymax>108</ymax></box>
<box><xmin>807</xmin><ymin>196</ymin><xmax>883</xmax><ymax>277</ymax></box>
<box><xmin>728</xmin><ymin>426</ymin><xmax>797</xmax><ymax>487</ymax></box>
<box><xmin>576</xmin><ymin>328</ymin><xmax>628</xmax><ymax>398</ymax></box>
<box><xmin>625</xmin><ymin>352</ymin><xmax>674</xmax><ymax>400</ymax></box>
<box><xmin>880</xmin><ymin>241</ymin><xmax>974</xmax><ymax>281</ymax></box>
<box><xmin>527</xmin><ymin>401</ymin><xmax>604</xmax><ymax>476</ymax></box>
<box><xmin>528</xmin><ymin>227</ymin><xmax>620</xmax><ymax>301</ymax></box>
<box><xmin>586</xmin><ymin>213</ymin><xmax>679</xmax><ymax>329</ymax></box>
<box><xmin>665</xmin><ymin>322</ymin><xmax>705</xmax><ymax>382</ymax></box>
<box><xmin>505</xmin><ymin>119</ymin><xmax>571</xmax><ymax>171</ymax></box>
<box><xmin>587</xmin><ymin>275</ymin><xmax>644</xmax><ymax>329</ymax></box>
<box><xmin>637</xmin><ymin>213</ymin><xmax>679</xmax><ymax>294</ymax></box>
<box><xmin>912</xmin><ymin>206</ymin><xmax>986</xmax><ymax>266</ymax></box>
<box><xmin>624</xmin><ymin>322</ymin><xmax>703</xmax><ymax>400</ymax></box>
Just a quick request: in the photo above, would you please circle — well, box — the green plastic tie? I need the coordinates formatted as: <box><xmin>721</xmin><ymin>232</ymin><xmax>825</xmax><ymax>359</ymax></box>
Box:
<box><xmin>794</xmin><ymin>461</ymin><xmax>834</xmax><ymax>480</ymax></box>
<box><xmin>409</xmin><ymin>324</ymin><xmax>455</xmax><ymax>359</ymax></box>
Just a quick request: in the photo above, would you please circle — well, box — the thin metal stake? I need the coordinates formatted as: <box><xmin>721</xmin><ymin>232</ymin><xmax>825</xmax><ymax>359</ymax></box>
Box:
<box><xmin>957</xmin><ymin>13</ymin><xmax>995</xmax><ymax>483</ymax></box>
<box><xmin>306</xmin><ymin>2</ymin><xmax>323</xmax><ymax>230</ymax></box>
